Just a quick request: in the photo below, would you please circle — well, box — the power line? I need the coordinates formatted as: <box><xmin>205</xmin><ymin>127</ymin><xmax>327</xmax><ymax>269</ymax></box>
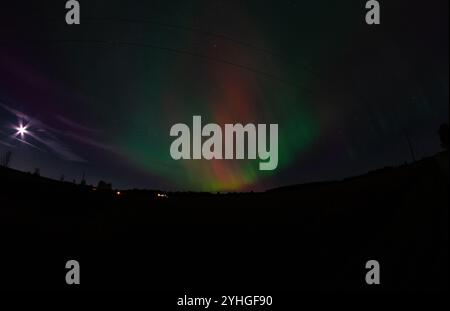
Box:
<box><xmin>85</xmin><ymin>17</ymin><xmax>280</xmax><ymax>58</ymax></box>
<box><xmin>1</xmin><ymin>37</ymin><xmax>314</xmax><ymax>93</ymax></box>
<box><xmin>0</xmin><ymin>14</ymin><xmax>320</xmax><ymax>79</ymax></box>
<box><xmin>82</xmin><ymin>17</ymin><xmax>320</xmax><ymax>78</ymax></box>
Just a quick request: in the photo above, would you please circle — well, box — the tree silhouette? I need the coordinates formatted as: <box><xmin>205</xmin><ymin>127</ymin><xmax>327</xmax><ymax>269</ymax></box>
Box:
<box><xmin>439</xmin><ymin>123</ymin><xmax>449</xmax><ymax>150</ymax></box>
<box><xmin>80</xmin><ymin>172</ymin><xmax>86</xmax><ymax>186</ymax></box>
<box><xmin>0</xmin><ymin>151</ymin><xmax>12</xmax><ymax>167</ymax></box>
<box><xmin>97</xmin><ymin>180</ymin><xmax>112</xmax><ymax>190</ymax></box>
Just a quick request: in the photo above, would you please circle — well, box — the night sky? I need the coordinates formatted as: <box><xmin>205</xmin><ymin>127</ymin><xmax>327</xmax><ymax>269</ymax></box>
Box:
<box><xmin>0</xmin><ymin>0</ymin><xmax>448</xmax><ymax>191</ymax></box>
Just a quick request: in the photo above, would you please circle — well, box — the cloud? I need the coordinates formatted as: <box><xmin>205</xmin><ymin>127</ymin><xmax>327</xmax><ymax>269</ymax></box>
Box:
<box><xmin>0</xmin><ymin>101</ymin><xmax>86</xmax><ymax>162</ymax></box>
<box><xmin>0</xmin><ymin>139</ymin><xmax>14</xmax><ymax>148</ymax></box>
<box><xmin>36</xmin><ymin>137</ymin><xmax>84</xmax><ymax>162</ymax></box>
<box><xmin>56</xmin><ymin>115</ymin><xmax>101</xmax><ymax>133</ymax></box>
<box><xmin>0</xmin><ymin>101</ymin><xmax>121</xmax><ymax>162</ymax></box>
<box><xmin>0</xmin><ymin>102</ymin><xmax>32</xmax><ymax>121</ymax></box>
<box><xmin>64</xmin><ymin>131</ymin><xmax>117</xmax><ymax>153</ymax></box>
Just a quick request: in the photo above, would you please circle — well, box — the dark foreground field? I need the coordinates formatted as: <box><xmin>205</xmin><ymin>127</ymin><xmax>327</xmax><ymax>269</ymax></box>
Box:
<box><xmin>0</xmin><ymin>152</ymin><xmax>448</xmax><ymax>291</ymax></box>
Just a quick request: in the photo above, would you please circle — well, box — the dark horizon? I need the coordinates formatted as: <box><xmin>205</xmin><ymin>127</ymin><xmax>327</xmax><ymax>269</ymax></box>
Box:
<box><xmin>1</xmin><ymin>146</ymin><xmax>448</xmax><ymax>193</ymax></box>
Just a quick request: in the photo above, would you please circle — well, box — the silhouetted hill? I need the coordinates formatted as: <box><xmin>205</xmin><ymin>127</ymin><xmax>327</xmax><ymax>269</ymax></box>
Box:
<box><xmin>0</xmin><ymin>151</ymin><xmax>448</xmax><ymax>291</ymax></box>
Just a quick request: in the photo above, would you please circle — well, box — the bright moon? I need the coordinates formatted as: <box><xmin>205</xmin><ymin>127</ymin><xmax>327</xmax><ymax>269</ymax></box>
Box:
<box><xmin>16</xmin><ymin>124</ymin><xmax>29</xmax><ymax>138</ymax></box>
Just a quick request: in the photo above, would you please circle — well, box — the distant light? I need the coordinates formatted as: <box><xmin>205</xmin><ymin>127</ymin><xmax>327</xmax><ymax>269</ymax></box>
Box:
<box><xmin>157</xmin><ymin>193</ymin><xmax>168</xmax><ymax>199</ymax></box>
<box><xmin>116</xmin><ymin>191</ymin><xmax>121</xmax><ymax>196</ymax></box>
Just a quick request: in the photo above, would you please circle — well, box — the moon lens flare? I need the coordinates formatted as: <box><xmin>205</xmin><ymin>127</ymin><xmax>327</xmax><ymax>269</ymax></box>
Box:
<box><xmin>15</xmin><ymin>123</ymin><xmax>29</xmax><ymax>139</ymax></box>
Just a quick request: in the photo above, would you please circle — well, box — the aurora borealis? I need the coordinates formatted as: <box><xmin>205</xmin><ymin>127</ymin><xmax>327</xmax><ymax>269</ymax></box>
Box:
<box><xmin>0</xmin><ymin>0</ymin><xmax>448</xmax><ymax>192</ymax></box>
